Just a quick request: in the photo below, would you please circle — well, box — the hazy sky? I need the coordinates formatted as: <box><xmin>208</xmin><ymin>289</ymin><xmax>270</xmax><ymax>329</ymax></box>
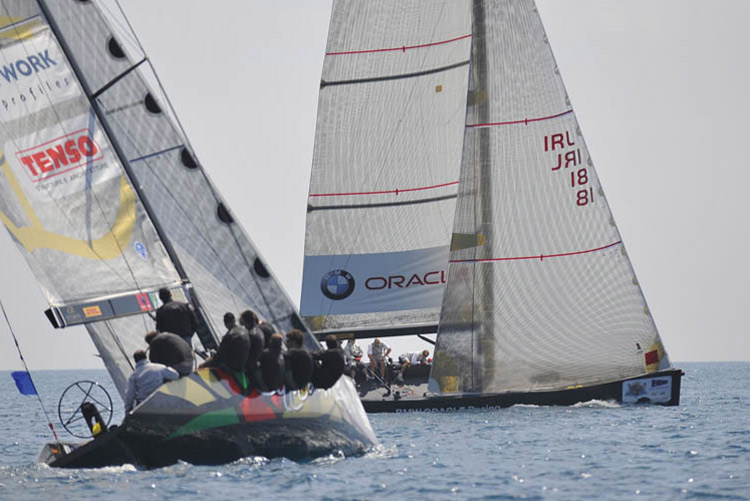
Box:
<box><xmin>1</xmin><ymin>0</ymin><xmax>748</xmax><ymax>372</ymax></box>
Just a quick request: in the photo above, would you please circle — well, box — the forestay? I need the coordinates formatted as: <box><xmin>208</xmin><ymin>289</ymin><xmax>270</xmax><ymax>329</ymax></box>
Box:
<box><xmin>430</xmin><ymin>0</ymin><xmax>672</xmax><ymax>394</ymax></box>
<box><xmin>0</xmin><ymin>0</ymin><xmax>314</xmax><ymax>397</ymax></box>
<box><xmin>302</xmin><ymin>0</ymin><xmax>471</xmax><ymax>336</ymax></box>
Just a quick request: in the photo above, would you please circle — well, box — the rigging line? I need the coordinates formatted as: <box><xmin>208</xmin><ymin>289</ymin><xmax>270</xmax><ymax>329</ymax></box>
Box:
<box><xmin>449</xmin><ymin>241</ymin><xmax>623</xmax><ymax>263</ymax></box>
<box><xmin>308</xmin><ymin>193</ymin><xmax>457</xmax><ymax>212</ymax></box>
<box><xmin>310</xmin><ymin>180</ymin><xmax>459</xmax><ymax>197</ymax></box>
<box><xmin>131</xmin><ymin>150</ymin><xmax>255</xmax><ymax>324</ymax></box>
<box><xmin>467</xmin><ymin>109</ymin><xmax>573</xmax><ymax>128</ymax></box>
<box><xmin>0</xmin><ymin>9</ymin><xmax>143</xmax><ymax>291</ymax></box>
<box><xmin>226</xmin><ymin>224</ymin><xmax>280</xmax><ymax>326</ymax></box>
<box><xmin>95</xmin><ymin>63</ymin><xmax>241</xmax><ymax>337</ymax></box>
<box><xmin>118</xmin><ymin>53</ymin><xmax>278</xmax><ymax>328</ymax></box>
<box><xmin>98</xmin><ymin>0</ymin><xmax>142</xmax><ymax>52</ymax></box>
<box><xmin>327</xmin><ymin>33</ymin><xmax>472</xmax><ymax>56</ymax></box>
<box><xmin>0</xmin><ymin>294</ymin><xmax>59</xmax><ymax>441</ymax></box>
<box><xmin>96</xmin><ymin>4</ymin><xmax>313</xmax><ymax>334</ymax></box>
<box><xmin>321</xmin><ymin>60</ymin><xmax>469</xmax><ymax>88</ymax></box>
<box><xmin>102</xmin><ymin>318</ymin><xmax>134</xmax><ymax>372</ymax></box>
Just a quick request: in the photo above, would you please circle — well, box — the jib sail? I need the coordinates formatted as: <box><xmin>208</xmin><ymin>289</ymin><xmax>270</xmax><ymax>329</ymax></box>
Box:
<box><xmin>429</xmin><ymin>0</ymin><xmax>672</xmax><ymax>395</ymax></box>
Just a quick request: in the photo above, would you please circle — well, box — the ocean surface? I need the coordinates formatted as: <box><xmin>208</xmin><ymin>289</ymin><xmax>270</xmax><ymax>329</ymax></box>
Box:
<box><xmin>0</xmin><ymin>362</ymin><xmax>747</xmax><ymax>500</ymax></box>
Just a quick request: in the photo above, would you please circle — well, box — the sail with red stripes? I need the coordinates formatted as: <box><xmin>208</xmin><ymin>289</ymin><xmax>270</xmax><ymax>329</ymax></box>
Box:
<box><xmin>301</xmin><ymin>1</ymin><xmax>472</xmax><ymax>336</ymax></box>
<box><xmin>429</xmin><ymin>0</ymin><xmax>672</xmax><ymax>394</ymax></box>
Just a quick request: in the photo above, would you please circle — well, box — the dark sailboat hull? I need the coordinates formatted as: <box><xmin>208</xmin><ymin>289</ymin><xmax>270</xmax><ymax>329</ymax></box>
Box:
<box><xmin>41</xmin><ymin>369</ymin><xmax>377</xmax><ymax>468</ymax></box>
<box><xmin>361</xmin><ymin>368</ymin><xmax>683</xmax><ymax>413</ymax></box>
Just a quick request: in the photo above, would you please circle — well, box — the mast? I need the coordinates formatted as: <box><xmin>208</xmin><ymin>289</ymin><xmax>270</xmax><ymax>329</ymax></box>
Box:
<box><xmin>35</xmin><ymin>0</ymin><xmax>218</xmax><ymax>348</ymax></box>
<box><xmin>470</xmin><ymin>0</ymin><xmax>495</xmax><ymax>392</ymax></box>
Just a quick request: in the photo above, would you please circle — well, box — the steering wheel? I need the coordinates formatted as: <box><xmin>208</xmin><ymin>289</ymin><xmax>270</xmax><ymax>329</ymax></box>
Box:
<box><xmin>57</xmin><ymin>380</ymin><xmax>114</xmax><ymax>439</ymax></box>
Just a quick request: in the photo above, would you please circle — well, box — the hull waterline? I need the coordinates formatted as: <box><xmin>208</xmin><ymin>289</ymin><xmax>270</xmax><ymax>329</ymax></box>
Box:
<box><xmin>361</xmin><ymin>368</ymin><xmax>683</xmax><ymax>413</ymax></box>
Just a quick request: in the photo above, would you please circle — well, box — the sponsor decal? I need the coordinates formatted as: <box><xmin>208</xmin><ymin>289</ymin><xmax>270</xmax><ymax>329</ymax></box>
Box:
<box><xmin>365</xmin><ymin>270</ymin><xmax>446</xmax><ymax>290</ymax></box>
<box><xmin>625</xmin><ymin>381</ymin><xmax>647</xmax><ymax>397</ymax></box>
<box><xmin>0</xmin><ymin>29</ymin><xmax>77</xmax><ymax>123</ymax></box>
<box><xmin>82</xmin><ymin>305</ymin><xmax>102</xmax><ymax>318</ymax></box>
<box><xmin>644</xmin><ymin>350</ymin><xmax>659</xmax><ymax>365</ymax></box>
<box><xmin>320</xmin><ymin>270</ymin><xmax>355</xmax><ymax>300</ymax></box>
<box><xmin>621</xmin><ymin>376</ymin><xmax>672</xmax><ymax>404</ymax></box>
<box><xmin>6</xmin><ymin>116</ymin><xmax>121</xmax><ymax>203</ymax></box>
<box><xmin>136</xmin><ymin>293</ymin><xmax>152</xmax><ymax>312</ymax></box>
<box><xmin>16</xmin><ymin>128</ymin><xmax>103</xmax><ymax>182</ymax></box>
<box><xmin>134</xmin><ymin>241</ymin><xmax>148</xmax><ymax>260</ymax></box>
<box><xmin>301</xmin><ymin>246</ymin><xmax>450</xmax><ymax>316</ymax></box>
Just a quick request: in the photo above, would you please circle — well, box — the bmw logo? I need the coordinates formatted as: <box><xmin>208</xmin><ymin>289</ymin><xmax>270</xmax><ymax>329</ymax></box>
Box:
<box><xmin>320</xmin><ymin>270</ymin><xmax>355</xmax><ymax>300</ymax></box>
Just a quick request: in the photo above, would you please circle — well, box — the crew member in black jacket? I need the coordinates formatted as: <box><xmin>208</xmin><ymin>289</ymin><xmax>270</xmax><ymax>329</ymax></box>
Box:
<box><xmin>312</xmin><ymin>335</ymin><xmax>346</xmax><ymax>389</ymax></box>
<box><xmin>155</xmin><ymin>288</ymin><xmax>197</xmax><ymax>345</ymax></box>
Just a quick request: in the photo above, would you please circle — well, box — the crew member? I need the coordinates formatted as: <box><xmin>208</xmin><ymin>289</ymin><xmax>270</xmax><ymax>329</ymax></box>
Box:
<box><xmin>239</xmin><ymin>310</ymin><xmax>265</xmax><ymax>378</ymax></box>
<box><xmin>258</xmin><ymin>333</ymin><xmax>285</xmax><ymax>392</ymax></box>
<box><xmin>258</xmin><ymin>321</ymin><xmax>277</xmax><ymax>348</ymax></box>
<box><xmin>223</xmin><ymin>312</ymin><xmax>236</xmax><ymax>335</ymax></box>
<box><xmin>202</xmin><ymin>322</ymin><xmax>250</xmax><ymax>375</ymax></box>
<box><xmin>368</xmin><ymin>338</ymin><xmax>391</xmax><ymax>379</ymax></box>
<box><xmin>343</xmin><ymin>337</ymin><xmax>363</xmax><ymax>366</ymax></box>
<box><xmin>397</xmin><ymin>349</ymin><xmax>430</xmax><ymax>382</ymax></box>
<box><xmin>155</xmin><ymin>288</ymin><xmax>198</xmax><ymax>345</ymax></box>
<box><xmin>124</xmin><ymin>350</ymin><xmax>179</xmax><ymax>412</ymax></box>
<box><xmin>312</xmin><ymin>335</ymin><xmax>346</xmax><ymax>389</ymax></box>
<box><xmin>145</xmin><ymin>330</ymin><xmax>194</xmax><ymax>376</ymax></box>
<box><xmin>284</xmin><ymin>329</ymin><xmax>314</xmax><ymax>390</ymax></box>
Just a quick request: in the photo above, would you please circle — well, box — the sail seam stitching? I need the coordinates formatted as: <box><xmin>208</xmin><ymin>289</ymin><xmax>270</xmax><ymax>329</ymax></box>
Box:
<box><xmin>326</xmin><ymin>34</ymin><xmax>472</xmax><ymax>55</ymax></box>
<box><xmin>310</xmin><ymin>180</ymin><xmax>458</xmax><ymax>197</ymax></box>
<box><xmin>450</xmin><ymin>241</ymin><xmax>622</xmax><ymax>263</ymax></box>
<box><xmin>467</xmin><ymin>109</ymin><xmax>573</xmax><ymax>128</ymax></box>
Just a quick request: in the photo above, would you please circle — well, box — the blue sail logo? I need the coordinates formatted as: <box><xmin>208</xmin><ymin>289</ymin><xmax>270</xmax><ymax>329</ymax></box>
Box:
<box><xmin>320</xmin><ymin>270</ymin><xmax>355</xmax><ymax>300</ymax></box>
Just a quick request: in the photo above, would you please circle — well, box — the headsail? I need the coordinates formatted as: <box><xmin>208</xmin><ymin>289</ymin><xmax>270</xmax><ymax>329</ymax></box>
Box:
<box><xmin>430</xmin><ymin>0</ymin><xmax>672</xmax><ymax>395</ymax></box>
<box><xmin>301</xmin><ymin>0</ymin><xmax>472</xmax><ymax>337</ymax></box>
<box><xmin>0</xmin><ymin>0</ymin><xmax>315</xmax><ymax>397</ymax></box>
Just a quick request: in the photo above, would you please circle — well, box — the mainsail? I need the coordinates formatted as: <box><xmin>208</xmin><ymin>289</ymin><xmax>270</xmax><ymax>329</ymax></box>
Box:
<box><xmin>301</xmin><ymin>1</ymin><xmax>472</xmax><ymax>337</ymax></box>
<box><xmin>430</xmin><ymin>0</ymin><xmax>672</xmax><ymax>394</ymax></box>
<box><xmin>0</xmin><ymin>0</ymin><xmax>313</xmax><ymax>396</ymax></box>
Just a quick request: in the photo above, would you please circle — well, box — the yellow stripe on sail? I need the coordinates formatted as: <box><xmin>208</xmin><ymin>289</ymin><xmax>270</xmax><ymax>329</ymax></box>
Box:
<box><xmin>0</xmin><ymin>16</ymin><xmax>41</xmax><ymax>40</ymax></box>
<box><xmin>450</xmin><ymin>232</ymin><xmax>485</xmax><ymax>251</ymax></box>
<box><xmin>645</xmin><ymin>337</ymin><xmax>665</xmax><ymax>373</ymax></box>
<box><xmin>0</xmin><ymin>154</ymin><xmax>136</xmax><ymax>259</ymax></box>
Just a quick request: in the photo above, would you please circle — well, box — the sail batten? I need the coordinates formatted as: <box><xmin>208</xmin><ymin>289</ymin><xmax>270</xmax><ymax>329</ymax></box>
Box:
<box><xmin>322</xmin><ymin>59</ymin><xmax>469</xmax><ymax>87</ymax></box>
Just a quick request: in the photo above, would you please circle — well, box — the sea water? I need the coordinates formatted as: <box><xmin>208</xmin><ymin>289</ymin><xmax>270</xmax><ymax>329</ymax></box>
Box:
<box><xmin>0</xmin><ymin>362</ymin><xmax>747</xmax><ymax>500</ymax></box>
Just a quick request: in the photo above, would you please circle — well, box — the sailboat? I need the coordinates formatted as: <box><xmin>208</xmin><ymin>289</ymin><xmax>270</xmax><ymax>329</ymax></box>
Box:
<box><xmin>0</xmin><ymin>0</ymin><xmax>376</xmax><ymax>467</ymax></box>
<box><xmin>301</xmin><ymin>0</ymin><xmax>682</xmax><ymax>412</ymax></box>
